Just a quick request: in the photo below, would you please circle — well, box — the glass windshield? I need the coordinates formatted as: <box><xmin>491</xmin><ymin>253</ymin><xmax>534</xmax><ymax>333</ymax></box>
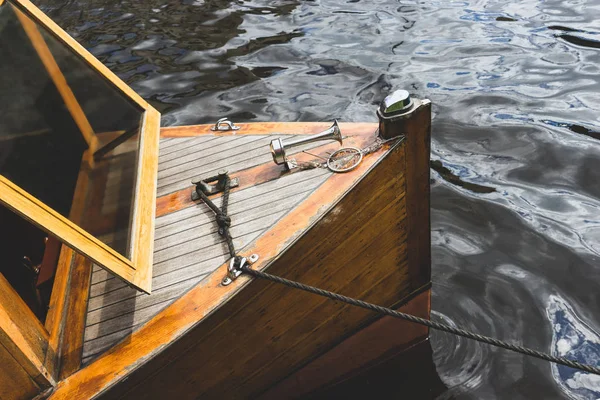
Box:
<box><xmin>0</xmin><ymin>1</ymin><xmax>144</xmax><ymax>258</ymax></box>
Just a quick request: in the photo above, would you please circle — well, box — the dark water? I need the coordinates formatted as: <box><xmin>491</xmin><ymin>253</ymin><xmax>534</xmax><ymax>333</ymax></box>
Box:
<box><xmin>36</xmin><ymin>0</ymin><xmax>600</xmax><ymax>398</ymax></box>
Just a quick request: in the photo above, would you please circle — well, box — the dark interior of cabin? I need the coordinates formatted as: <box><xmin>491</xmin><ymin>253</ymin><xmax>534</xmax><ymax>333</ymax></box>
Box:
<box><xmin>0</xmin><ymin>2</ymin><xmax>87</xmax><ymax>214</ymax></box>
<box><xmin>0</xmin><ymin>2</ymin><xmax>150</xmax><ymax>320</ymax></box>
<box><xmin>0</xmin><ymin>4</ymin><xmax>86</xmax><ymax>321</ymax></box>
<box><xmin>0</xmin><ymin>206</ymin><xmax>59</xmax><ymax>322</ymax></box>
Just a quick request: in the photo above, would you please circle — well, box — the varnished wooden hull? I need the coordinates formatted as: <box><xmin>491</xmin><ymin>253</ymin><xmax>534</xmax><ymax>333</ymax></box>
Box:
<box><xmin>306</xmin><ymin>336</ymin><xmax>446</xmax><ymax>399</ymax></box>
<box><xmin>260</xmin><ymin>289</ymin><xmax>431</xmax><ymax>399</ymax></box>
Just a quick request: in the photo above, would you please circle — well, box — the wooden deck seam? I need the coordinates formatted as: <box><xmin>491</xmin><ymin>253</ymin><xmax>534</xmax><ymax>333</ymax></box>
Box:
<box><xmin>89</xmin><ymin>171</ymin><xmax>328</xmax><ymax>276</ymax></box>
<box><xmin>87</xmin><ymin>184</ymin><xmax>317</xmax><ymax>306</ymax></box>
<box><xmin>152</xmin><ymin>171</ymin><xmax>330</xmax><ymax>239</ymax></box>
<box><xmin>90</xmin><ymin>252</ymin><xmax>227</xmax><ymax>311</ymax></box>
<box><xmin>91</xmin><ymin>177</ymin><xmax>330</xmax><ymax>297</ymax></box>
<box><xmin>158</xmin><ymin>135</ymin><xmax>271</xmax><ymax>179</ymax></box>
<box><xmin>158</xmin><ymin>135</ymin><xmax>255</xmax><ymax>166</ymax></box>
<box><xmin>90</xmin><ymin>174</ymin><xmax>329</xmax><ymax>283</ymax></box>
<box><xmin>87</xmin><ymin>256</ymin><xmax>229</xmax><ymax>309</ymax></box>
<box><xmin>86</xmin><ymin>253</ymin><xmax>229</xmax><ymax>309</ymax></box>
<box><xmin>84</xmin><ymin>296</ymin><xmax>179</xmax><ymax>334</ymax></box>
<box><xmin>85</xmin><ymin>279</ymin><xmax>202</xmax><ymax>324</ymax></box>
<box><xmin>152</xmin><ymin>200</ymin><xmax>309</xmax><ymax>252</ymax></box>
<box><xmin>90</xmin><ymin>213</ymin><xmax>285</xmax><ymax>288</ymax></box>
<box><xmin>158</xmin><ymin>136</ymin><xmax>214</xmax><ymax>155</ymax></box>
<box><xmin>156</xmin><ymin>138</ymin><xmax>328</xmax><ymax>196</ymax></box>
<box><xmin>158</xmin><ymin>135</ymin><xmax>267</xmax><ymax>165</ymax></box>
<box><xmin>92</xmin><ymin>214</ymin><xmax>286</xmax><ymax>287</ymax></box>
<box><xmin>153</xmin><ymin>192</ymin><xmax>311</xmax><ymax>244</ymax></box>
<box><xmin>154</xmin><ymin>168</ymin><xmax>330</xmax><ymax>230</ymax></box>
<box><xmin>88</xmin><ymin>202</ymin><xmax>318</xmax><ymax>306</ymax></box>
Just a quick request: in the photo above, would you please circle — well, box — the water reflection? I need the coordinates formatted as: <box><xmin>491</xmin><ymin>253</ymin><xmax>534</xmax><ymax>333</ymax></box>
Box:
<box><xmin>38</xmin><ymin>0</ymin><xmax>303</xmax><ymax>120</ymax></box>
<box><xmin>548</xmin><ymin>295</ymin><xmax>600</xmax><ymax>400</ymax></box>
<box><xmin>35</xmin><ymin>0</ymin><xmax>600</xmax><ymax>397</ymax></box>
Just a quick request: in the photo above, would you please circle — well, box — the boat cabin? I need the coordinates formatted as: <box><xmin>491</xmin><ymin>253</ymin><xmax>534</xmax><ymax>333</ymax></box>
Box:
<box><xmin>0</xmin><ymin>1</ymin><xmax>432</xmax><ymax>398</ymax></box>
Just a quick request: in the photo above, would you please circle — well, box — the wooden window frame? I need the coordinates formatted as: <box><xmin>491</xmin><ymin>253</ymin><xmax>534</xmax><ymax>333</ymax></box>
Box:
<box><xmin>0</xmin><ymin>0</ymin><xmax>160</xmax><ymax>293</ymax></box>
<box><xmin>0</xmin><ymin>0</ymin><xmax>160</xmax><ymax>393</ymax></box>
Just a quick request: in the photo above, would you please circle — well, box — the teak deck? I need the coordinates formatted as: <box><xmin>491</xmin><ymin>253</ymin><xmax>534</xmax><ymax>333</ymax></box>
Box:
<box><xmin>83</xmin><ymin>136</ymin><xmax>333</xmax><ymax>363</ymax></box>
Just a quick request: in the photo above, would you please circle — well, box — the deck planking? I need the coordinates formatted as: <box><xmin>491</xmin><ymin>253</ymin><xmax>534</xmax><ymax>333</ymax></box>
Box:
<box><xmin>81</xmin><ymin>136</ymin><xmax>332</xmax><ymax>364</ymax></box>
<box><xmin>156</xmin><ymin>134</ymin><xmax>330</xmax><ymax>196</ymax></box>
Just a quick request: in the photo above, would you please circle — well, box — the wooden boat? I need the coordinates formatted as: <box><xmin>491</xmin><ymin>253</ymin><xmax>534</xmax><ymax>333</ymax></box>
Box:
<box><xmin>0</xmin><ymin>0</ymin><xmax>432</xmax><ymax>398</ymax></box>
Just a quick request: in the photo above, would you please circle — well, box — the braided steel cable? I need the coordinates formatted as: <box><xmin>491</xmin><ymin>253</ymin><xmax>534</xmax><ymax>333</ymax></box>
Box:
<box><xmin>240</xmin><ymin>264</ymin><xmax>600</xmax><ymax>376</ymax></box>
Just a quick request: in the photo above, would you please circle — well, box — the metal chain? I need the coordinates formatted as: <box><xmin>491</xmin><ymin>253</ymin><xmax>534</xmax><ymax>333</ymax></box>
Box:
<box><xmin>239</xmin><ymin>264</ymin><xmax>600</xmax><ymax>376</ymax></box>
<box><xmin>297</xmin><ymin>135</ymin><xmax>405</xmax><ymax>171</ymax></box>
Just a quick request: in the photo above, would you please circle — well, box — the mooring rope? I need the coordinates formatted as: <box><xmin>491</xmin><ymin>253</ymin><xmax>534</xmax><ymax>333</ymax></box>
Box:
<box><xmin>195</xmin><ymin>172</ymin><xmax>600</xmax><ymax>377</ymax></box>
<box><xmin>193</xmin><ymin>172</ymin><xmax>237</xmax><ymax>259</ymax></box>
<box><xmin>240</xmin><ymin>264</ymin><xmax>600</xmax><ymax>376</ymax></box>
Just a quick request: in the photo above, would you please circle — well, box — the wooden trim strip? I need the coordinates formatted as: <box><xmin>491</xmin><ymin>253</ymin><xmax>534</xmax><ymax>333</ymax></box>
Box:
<box><xmin>54</xmin><ymin>153</ymin><xmax>97</xmax><ymax>377</ymax></box>
<box><xmin>155</xmin><ymin>162</ymin><xmax>285</xmax><ymax>218</ymax></box>
<box><xmin>0</xmin><ymin>273</ymin><xmax>49</xmax><ymax>349</ymax></box>
<box><xmin>14</xmin><ymin>6</ymin><xmax>98</xmax><ymax>152</ymax></box>
<box><xmin>43</xmin><ymin>149</ymin><xmax>91</xmax><ymax>332</ymax></box>
<box><xmin>128</xmin><ymin>109</ymin><xmax>160</xmax><ymax>292</ymax></box>
<box><xmin>49</xmin><ymin>140</ymin><xmax>393</xmax><ymax>399</ymax></box>
<box><xmin>12</xmin><ymin>0</ymin><xmax>151</xmax><ymax>110</ymax></box>
<box><xmin>0</xmin><ymin>339</ymin><xmax>44</xmax><ymax>399</ymax></box>
<box><xmin>160</xmin><ymin>122</ymin><xmax>377</xmax><ymax>138</ymax></box>
<box><xmin>0</xmin><ymin>318</ymin><xmax>53</xmax><ymax>388</ymax></box>
<box><xmin>43</xmin><ymin>151</ymin><xmax>93</xmax><ymax>378</ymax></box>
<box><xmin>0</xmin><ymin>274</ymin><xmax>54</xmax><ymax>387</ymax></box>
<box><xmin>42</xmin><ymin>245</ymin><xmax>72</xmax><ymax>378</ymax></box>
<box><xmin>59</xmin><ymin>253</ymin><xmax>93</xmax><ymax>379</ymax></box>
<box><xmin>0</xmin><ymin>176</ymin><xmax>140</xmax><ymax>286</ymax></box>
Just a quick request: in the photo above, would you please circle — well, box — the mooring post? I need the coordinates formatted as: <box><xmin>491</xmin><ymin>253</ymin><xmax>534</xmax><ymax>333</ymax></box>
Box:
<box><xmin>378</xmin><ymin>89</ymin><xmax>432</xmax><ymax>285</ymax></box>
